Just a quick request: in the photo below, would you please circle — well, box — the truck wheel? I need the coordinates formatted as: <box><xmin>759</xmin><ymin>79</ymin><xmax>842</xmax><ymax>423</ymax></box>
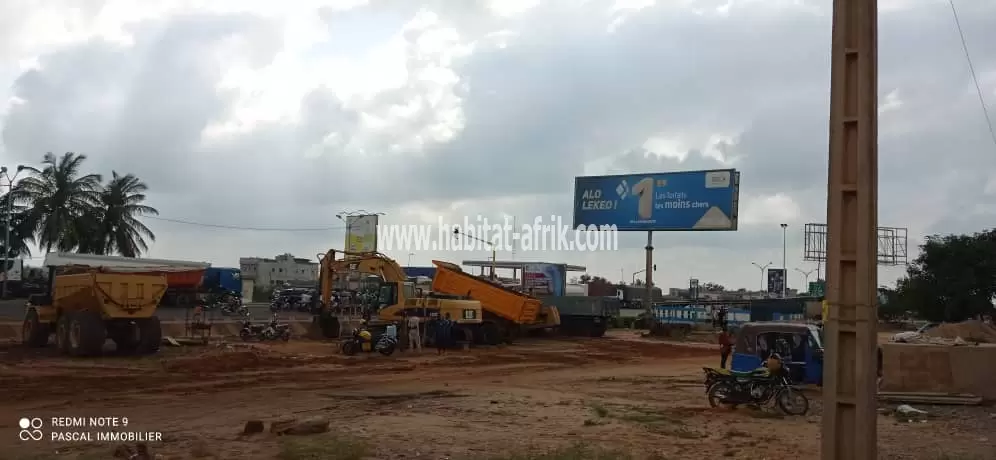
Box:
<box><xmin>69</xmin><ymin>311</ymin><xmax>106</xmax><ymax>357</ymax></box>
<box><xmin>111</xmin><ymin>321</ymin><xmax>140</xmax><ymax>354</ymax></box>
<box><xmin>56</xmin><ymin>313</ymin><xmax>73</xmax><ymax>355</ymax></box>
<box><xmin>481</xmin><ymin>322</ymin><xmax>501</xmax><ymax>346</ymax></box>
<box><xmin>136</xmin><ymin>317</ymin><xmax>162</xmax><ymax>354</ymax></box>
<box><xmin>22</xmin><ymin>308</ymin><xmax>51</xmax><ymax>347</ymax></box>
<box><xmin>589</xmin><ymin>322</ymin><xmax>607</xmax><ymax>338</ymax></box>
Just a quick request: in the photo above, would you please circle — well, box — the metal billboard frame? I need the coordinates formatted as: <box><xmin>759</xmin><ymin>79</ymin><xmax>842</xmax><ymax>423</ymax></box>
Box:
<box><xmin>803</xmin><ymin>223</ymin><xmax>908</xmax><ymax>266</ymax></box>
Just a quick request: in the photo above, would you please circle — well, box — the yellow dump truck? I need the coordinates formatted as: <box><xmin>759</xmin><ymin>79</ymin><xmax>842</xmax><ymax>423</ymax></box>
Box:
<box><xmin>22</xmin><ymin>266</ymin><xmax>168</xmax><ymax>356</ymax></box>
<box><xmin>431</xmin><ymin>261</ymin><xmax>559</xmax><ymax>344</ymax></box>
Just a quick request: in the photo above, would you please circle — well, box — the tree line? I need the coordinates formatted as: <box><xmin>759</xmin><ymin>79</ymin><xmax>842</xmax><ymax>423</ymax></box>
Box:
<box><xmin>879</xmin><ymin>229</ymin><xmax>996</xmax><ymax>323</ymax></box>
<box><xmin>1</xmin><ymin>152</ymin><xmax>158</xmax><ymax>259</ymax></box>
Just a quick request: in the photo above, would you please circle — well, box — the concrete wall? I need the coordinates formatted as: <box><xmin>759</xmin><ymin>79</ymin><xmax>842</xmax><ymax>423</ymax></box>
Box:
<box><xmin>881</xmin><ymin>343</ymin><xmax>996</xmax><ymax>400</ymax></box>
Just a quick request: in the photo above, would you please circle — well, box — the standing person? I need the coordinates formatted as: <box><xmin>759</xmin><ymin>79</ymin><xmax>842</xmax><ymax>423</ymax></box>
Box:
<box><xmin>405</xmin><ymin>312</ymin><xmax>422</xmax><ymax>352</ymax></box>
<box><xmin>436</xmin><ymin>313</ymin><xmax>453</xmax><ymax>355</ymax></box>
<box><xmin>718</xmin><ymin>326</ymin><xmax>733</xmax><ymax>369</ymax></box>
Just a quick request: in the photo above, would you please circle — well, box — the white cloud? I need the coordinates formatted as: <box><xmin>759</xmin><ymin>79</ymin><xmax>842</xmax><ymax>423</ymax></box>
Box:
<box><xmin>2</xmin><ymin>0</ymin><xmax>995</xmax><ymax>291</ymax></box>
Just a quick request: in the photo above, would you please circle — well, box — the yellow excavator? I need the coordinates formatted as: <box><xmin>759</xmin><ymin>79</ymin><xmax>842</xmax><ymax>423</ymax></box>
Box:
<box><xmin>309</xmin><ymin>250</ymin><xmax>484</xmax><ymax>342</ymax></box>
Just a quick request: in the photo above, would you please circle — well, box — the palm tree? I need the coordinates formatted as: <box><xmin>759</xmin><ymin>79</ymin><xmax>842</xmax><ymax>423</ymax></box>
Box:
<box><xmin>95</xmin><ymin>171</ymin><xmax>158</xmax><ymax>257</ymax></box>
<box><xmin>16</xmin><ymin>152</ymin><xmax>103</xmax><ymax>253</ymax></box>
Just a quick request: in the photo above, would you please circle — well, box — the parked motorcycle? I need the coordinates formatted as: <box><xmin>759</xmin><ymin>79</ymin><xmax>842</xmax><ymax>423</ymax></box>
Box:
<box><xmin>239</xmin><ymin>314</ymin><xmax>269</xmax><ymax>342</ymax></box>
<box><xmin>340</xmin><ymin>328</ymin><xmax>397</xmax><ymax>356</ymax></box>
<box><xmin>220</xmin><ymin>301</ymin><xmax>248</xmax><ymax>316</ymax></box>
<box><xmin>262</xmin><ymin>315</ymin><xmax>292</xmax><ymax>341</ymax></box>
<box><xmin>702</xmin><ymin>355</ymin><xmax>809</xmax><ymax>416</ymax></box>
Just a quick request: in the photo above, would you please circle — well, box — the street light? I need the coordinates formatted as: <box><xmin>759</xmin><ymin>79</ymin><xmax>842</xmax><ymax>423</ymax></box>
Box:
<box><xmin>780</xmin><ymin>223</ymin><xmax>788</xmax><ymax>298</ymax></box>
<box><xmin>453</xmin><ymin>228</ymin><xmax>496</xmax><ymax>280</ymax></box>
<box><xmin>795</xmin><ymin>267</ymin><xmax>816</xmax><ymax>293</ymax></box>
<box><xmin>751</xmin><ymin>261</ymin><xmax>772</xmax><ymax>294</ymax></box>
<box><xmin>631</xmin><ymin>264</ymin><xmax>657</xmax><ymax>284</ymax></box>
<box><xmin>1</xmin><ymin>165</ymin><xmax>26</xmax><ymax>299</ymax></box>
<box><xmin>407</xmin><ymin>252</ymin><xmax>415</xmax><ymax>267</ymax></box>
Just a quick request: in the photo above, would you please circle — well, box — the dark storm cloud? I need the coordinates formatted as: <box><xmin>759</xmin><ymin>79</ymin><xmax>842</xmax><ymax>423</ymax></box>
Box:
<box><xmin>3</xmin><ymin>13</ymin><xmax>282</xmax><ymax>195</ymax></box>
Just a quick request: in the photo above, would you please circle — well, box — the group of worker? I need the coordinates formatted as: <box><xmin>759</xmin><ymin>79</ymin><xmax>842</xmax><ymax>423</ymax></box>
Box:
<box><xmin>395</xmin><ymin>311</ymin><xmax>455</xmax><ymax>355</ymax></box>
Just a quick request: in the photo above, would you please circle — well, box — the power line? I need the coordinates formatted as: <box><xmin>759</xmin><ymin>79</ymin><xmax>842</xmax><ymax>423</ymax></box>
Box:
<box><xmin>947</xmin><ymin>0</ymin><xmax>996</xmax><ymax>150</ymax></box>
<box><xmin>143</xmin><ymin>215</ymin><xmax>348</xmax><ymax>232</ymax></box>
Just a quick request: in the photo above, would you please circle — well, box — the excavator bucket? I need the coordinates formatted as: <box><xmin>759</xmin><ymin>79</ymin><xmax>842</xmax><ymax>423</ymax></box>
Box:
<box><xmin>307</xmin><ymin>314</ymin><xmax>341</xmax><ymax>340</ymax></box>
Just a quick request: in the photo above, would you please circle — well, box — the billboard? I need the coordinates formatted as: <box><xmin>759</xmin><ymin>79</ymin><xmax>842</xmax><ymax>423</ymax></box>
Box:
<box><xmin>767</xmin><ymin>268</ymin><xmax>786</xmax><ymax>295</ymax></box>
<box><xmin>573</xmin><ymin>169</ymin><xmax>740</xmax><ymax>231</ymax></box>
<box><xmin>344</xmin><ymin>215</ymin><xmax>379</xmax><ymax>256</ymax></box>
<box><xmin>523</xmin><ymin>263</ymin><xmax>567</xmax><ymax>296</ymax></box>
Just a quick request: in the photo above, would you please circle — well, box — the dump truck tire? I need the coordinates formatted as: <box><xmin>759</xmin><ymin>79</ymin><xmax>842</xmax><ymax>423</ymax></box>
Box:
<box><xmin>589</xmin><ymin>322</ymin><xmax>607</xmax><ymax>338</ymax></box>
<box><xmin>110</xmin><ymin>321</ymin><xmax>141</xmax><ymax>354</ymax></box>
<box><xmin>69</xmin><ymin>311</ymin><xmax>106</xmax><ymax>357</ymax></box>
<box><xmin>56</xmin><ymin>313</ymin><xmax>73</xmax><ymax>355</ymax></box>
<box><xmin>480</xmin><ymin>322</ymin><xmax>501</xmax><ymax>346</ymax></box>
<box><xmin>136</xmin><ymin>317</ymin><xmax>162</xmax><ymax>354</ymax></box>
<box><xmin>22</xmin><ymin>308</ymin><xmax>51</xmax><ymax>347</ymax></box>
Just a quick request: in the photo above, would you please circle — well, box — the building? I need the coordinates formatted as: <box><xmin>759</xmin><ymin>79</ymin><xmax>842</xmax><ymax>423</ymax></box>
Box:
<box><xmin>239</xmin><ymin>253</ymin><xmax>319</xmax><ymax>287</ymax></box>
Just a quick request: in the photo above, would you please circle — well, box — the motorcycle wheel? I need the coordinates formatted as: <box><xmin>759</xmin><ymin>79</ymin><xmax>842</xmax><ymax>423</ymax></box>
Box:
<box><xmin>775</xmin><ymin>388</ymin><xmax>809</xmax><ymax>416</ymax></box>
<box><xmin>341</xmin><ymin>341</ymin><xmax>358</xmax><ymax>356</ymax></box>
<box><xmin>281</xmin><ymin>330</ymin><xmax>291</xmax><ymax>342</ymax></box>
<box><xmin>378</xmin><ymin>342</ymin><xmax>396</xmax><ymax>356</ymax></box>
<box><xmin>707</xmin><ymin>382</ymin><xmax>738</xmax><ymax>409</ymax></box>
<box><xmin>239</xmin><ymin>330</ymin><xmax>252</xmax><ymax>342</ymax></box>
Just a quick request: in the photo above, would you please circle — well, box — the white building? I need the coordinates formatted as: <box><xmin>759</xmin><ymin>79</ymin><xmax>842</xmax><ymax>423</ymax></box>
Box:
<box><xmin>239</xmin><ymin>253</ymin><xmax>319</xmax><ymax>287</ymax></box>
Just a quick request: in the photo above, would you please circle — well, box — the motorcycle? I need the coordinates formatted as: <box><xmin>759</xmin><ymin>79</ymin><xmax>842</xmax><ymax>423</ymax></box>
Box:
<box><xmin>702</xmin><ymin>355</ymin><xmax>809</xmax><ymax>416</ymax></box>
<box><xmin>340</xmin><ymin>328</ymin><xmax>397</xmax><ymax>356</ymax></box>
<box><xmin>262</xmin><ymin>315</ymin><xmax>292</xmax><ymax>341</ymax></box>
<box><xmin>239</xmin><ymin>315</ymin><xmax>269</xmax><ymax>342</ymax></box>
<box><xmin>220</xmin><ymin>301</ymin><xmax>248</xmax><ymax>316</ymax></box>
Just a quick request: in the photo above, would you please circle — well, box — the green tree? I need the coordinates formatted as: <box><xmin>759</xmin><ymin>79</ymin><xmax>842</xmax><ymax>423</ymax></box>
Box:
<box><xmin>15</xmin><ymin>152</ymin><xmax>158</xmax><ymax>257</ymax></box>
<box><xmin>95</xmin><ymin>171</ymin><xmax>158</xmax><ymax>257</ymax></box>
<box><xmin>16</xmin><ymin>152</ymin><xmax>102</xmax><ymax>252</ymax></box>
<box><xmin>893</xmin><ymin>230</ymin><xmax>996</xmax><ymax>322</ymax></box>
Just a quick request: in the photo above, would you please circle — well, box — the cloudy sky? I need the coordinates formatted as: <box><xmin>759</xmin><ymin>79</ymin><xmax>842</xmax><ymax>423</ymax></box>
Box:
<box><xmin>2</xmin><ymin>0</ymin><xmax>995</xmax><ymax>291</ymax></box>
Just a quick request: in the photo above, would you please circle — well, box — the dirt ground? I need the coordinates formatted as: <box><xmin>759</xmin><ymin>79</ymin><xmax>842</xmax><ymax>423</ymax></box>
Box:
<box><xmin>0</xmin><ymin>330</ymin><xmax>992</xmax><ymax>460</ymax></box>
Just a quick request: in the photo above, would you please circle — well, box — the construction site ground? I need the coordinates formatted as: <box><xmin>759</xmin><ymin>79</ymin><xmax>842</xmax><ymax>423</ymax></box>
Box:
<box><xmin>1</xmin><ymin>330</ymin><xmax>993</xmax><ymax>460</ymax></box>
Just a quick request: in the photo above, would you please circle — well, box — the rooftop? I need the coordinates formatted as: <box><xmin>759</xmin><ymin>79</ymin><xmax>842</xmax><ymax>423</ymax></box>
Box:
<box><xmin>461</xmin><ymin>260</ymin><xmax>587</xmax><ymax>272</ymax></box>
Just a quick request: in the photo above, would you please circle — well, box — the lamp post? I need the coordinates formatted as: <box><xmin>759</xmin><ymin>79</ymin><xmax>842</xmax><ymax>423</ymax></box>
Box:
<box><xmin>407</xmin><ymin>252</ymin><xmax>414</xmax><ymax>267</ymax></box>
<box><xmin>453</xmin><ymin>228</ymin><xmax>496</xmax><ymax>279</ymax></box>
<box><xmin>631</xmin><ymin>268</ymin><xmax>645</xmax><ymax>285</ymax></box>
<box><xmin>795</xmin><ymin>268</ymin><xmax>816</xmax><ymax>294</ymax></box>
<box><xmin>751</xmin><ymin>261</ymin><xmax>772</xmax><ymax>295</ymax></box>
<box><xmin>780</xmin><ymin>223</ymin><xmax>788</xmax><ymax>298</ymax></box>
<box><xmin>1</xmin><ymin>165</ymin><xmax>26</xmax><ymax>299</ymax></box>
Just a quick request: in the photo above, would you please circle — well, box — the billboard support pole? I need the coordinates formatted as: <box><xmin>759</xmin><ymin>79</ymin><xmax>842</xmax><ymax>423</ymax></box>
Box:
<box><xmin>644</xmin><ymin>231</ymin><xmax>654</xmax><ymax>318</ymax></box>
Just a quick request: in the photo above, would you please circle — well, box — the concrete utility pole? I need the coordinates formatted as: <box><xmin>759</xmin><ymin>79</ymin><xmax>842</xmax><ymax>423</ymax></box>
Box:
<box><xmin>822</xmin><ymin>0</ymin><xmax>879</xmax><ymax>458</ymax></box>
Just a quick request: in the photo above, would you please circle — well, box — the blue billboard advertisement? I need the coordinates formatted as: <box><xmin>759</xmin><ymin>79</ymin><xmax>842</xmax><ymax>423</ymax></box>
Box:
<box><xmin>573</xmin><ymin>169</ymin><xmax>740</xmax><ymax>231</ymax></box>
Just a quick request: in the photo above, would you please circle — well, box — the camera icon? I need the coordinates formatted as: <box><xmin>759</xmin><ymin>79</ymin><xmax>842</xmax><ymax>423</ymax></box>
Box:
<box><xmin>18</xmin><ymin>417</ymin><xmax>43</xmax><ymax>441</ymax></box>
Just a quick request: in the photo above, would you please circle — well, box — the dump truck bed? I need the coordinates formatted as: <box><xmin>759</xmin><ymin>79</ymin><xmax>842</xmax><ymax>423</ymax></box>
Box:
<box><xmin>53</xmin><ymin>272</ymin><xmax>169</xmax><ymax>318</ymax></box>
<box><xmin>431</xmin><ymin>261</ymin><xmax>542</xmax><ymax>324</ymax></box>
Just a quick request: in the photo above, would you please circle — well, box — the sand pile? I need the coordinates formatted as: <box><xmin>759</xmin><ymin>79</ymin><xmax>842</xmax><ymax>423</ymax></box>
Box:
<box><xmin>924</xmin><ymin>320</ymin><xmax>996</xmax><ymax>344</ymax></box>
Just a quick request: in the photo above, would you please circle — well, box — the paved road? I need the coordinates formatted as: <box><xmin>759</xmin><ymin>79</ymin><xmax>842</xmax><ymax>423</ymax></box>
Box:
<box><xmin>0</xmin><ymin>300</ymin><xmax>313</xmax><ymax>321</ymax></box>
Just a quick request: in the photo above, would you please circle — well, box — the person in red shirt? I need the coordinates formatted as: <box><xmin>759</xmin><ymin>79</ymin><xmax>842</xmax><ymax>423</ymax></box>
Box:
<box><xmin>718</xmin><ymin>326</ymin><xmax>734</xmax><ymax>369</ymax></box>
